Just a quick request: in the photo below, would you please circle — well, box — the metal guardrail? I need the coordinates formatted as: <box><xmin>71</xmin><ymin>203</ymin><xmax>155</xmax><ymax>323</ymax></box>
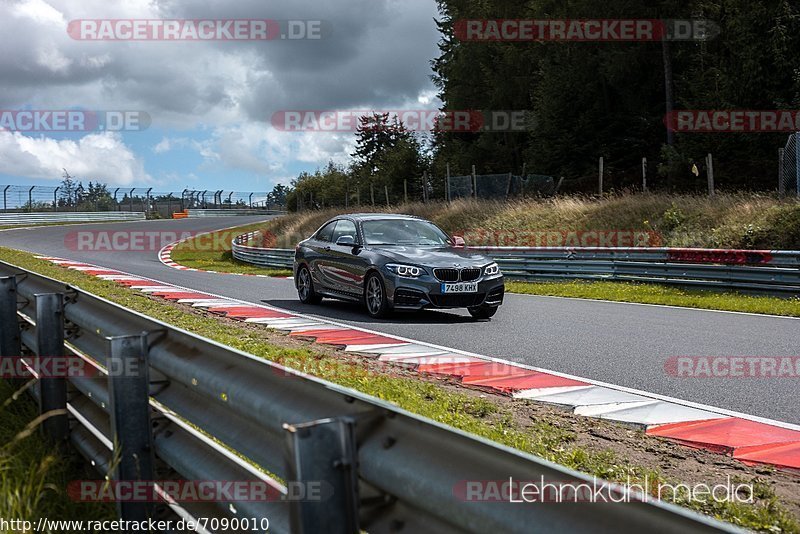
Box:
<box><xmin>0</xmin><ymin>211</ymin><xmax>146</xmax><ymax>226</ymax></box>
<box><xmin>472</xmin><ymin>247</ymin><xmax>800</xmax><ymax>294</ymax></box>
<box><xmin>232</xmin><ymin>231</ymin><xmax>800</xmax><ymax>294</ymax></box>
<box><xmin>232</xmin><ymin>231</ymin><xmax>296</xmax><ymax>268</ymax></box>
<box><xmin>0</xmin><ymin>261</ymin><xmax>737</xmax><ymax>533</ymax></box>
<box><xmin>187</xmin><ymin>209</ymin><xmax>287</xmax><ymax>217</ymax></box>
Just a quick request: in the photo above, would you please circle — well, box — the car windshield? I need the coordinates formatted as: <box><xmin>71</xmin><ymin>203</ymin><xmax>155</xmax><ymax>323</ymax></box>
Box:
<box><xmin>362</xmin><ymin>219</ymin><xmax>450</xmax><ymax>246</ymax></box>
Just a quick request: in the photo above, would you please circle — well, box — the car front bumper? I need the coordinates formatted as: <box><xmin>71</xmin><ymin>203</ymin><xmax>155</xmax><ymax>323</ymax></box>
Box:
<box><xmin>384</xmin><ymin>272</ymin><xmax>505</xmax><ymax>311</ymax></box>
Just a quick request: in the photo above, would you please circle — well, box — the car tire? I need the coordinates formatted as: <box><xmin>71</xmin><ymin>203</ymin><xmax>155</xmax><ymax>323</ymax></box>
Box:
<box><xmin>364</xmin><ymin>272</ymin><xmax>390</xmax><ymax>318</ymax></box>
<box><xmin>468</xmin><ymin>305</ymin><xmax>498</xmax><ymax>320</ymax></box>
<box><xmin>297</xmin><ymin>265</ymin><xmax>322</xmax><ymax>304</ymax></box>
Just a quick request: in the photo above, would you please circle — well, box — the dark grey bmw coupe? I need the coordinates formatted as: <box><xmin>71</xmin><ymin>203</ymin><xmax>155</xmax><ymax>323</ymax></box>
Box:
<box><xmin>293</xmin><ymin>214</ymin><xmax>504</xmax><ymax>319</ymax></box>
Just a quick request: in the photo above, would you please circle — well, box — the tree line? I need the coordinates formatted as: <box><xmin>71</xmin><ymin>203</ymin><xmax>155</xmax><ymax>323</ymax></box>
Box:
<box><xmin>430</xmin><ymin>0</ymin><xmax>800</xmax><ymax>191</ymax></box>
<box><xmin>289</xmin><ymin>0</ymin><xmax>800</xmax><ymax>207</ymax></box>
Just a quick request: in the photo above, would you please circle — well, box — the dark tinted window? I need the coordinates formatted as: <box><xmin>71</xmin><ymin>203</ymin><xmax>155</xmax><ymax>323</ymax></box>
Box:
<box><xmin>332</xmin><ymin>220</ymin><xmax>357</xmax><ymax>243</ymax></box>
<box><xmin>362</xmin><ymin>219</ymin><xmax>449</xmax><ymax>245</ymax></box>
<box><xmin>315</xmin><ymin>221</ymin><xmax>337</xmax><ymax>242</ymax></box>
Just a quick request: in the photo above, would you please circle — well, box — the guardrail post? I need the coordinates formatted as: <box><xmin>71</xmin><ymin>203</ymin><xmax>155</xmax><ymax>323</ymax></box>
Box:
<box><xmin>0</xmin><ymin>277</ymin><xmax>21</xmax><ymax>360</ymax></box>
<box><xmin>35</xmin><ymin>293</ymin><xmax>68</xmax><ymax>441</ymax></box>
<box><xmin>284</xmin><ymin>417</ymin><xmax>359</xmax><ymax>534</ymax></box>
<box><xmin>107</xmin><ymin>333</ymin><xmax>155</xmax><ymax>524</ymax></box>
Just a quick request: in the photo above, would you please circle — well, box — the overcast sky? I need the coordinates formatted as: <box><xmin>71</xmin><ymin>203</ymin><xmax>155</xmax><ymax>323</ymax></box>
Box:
<box><xmin>0</xmin><ymin>0</ymin><xmax>441</xmax><ymax>193</ymax></box>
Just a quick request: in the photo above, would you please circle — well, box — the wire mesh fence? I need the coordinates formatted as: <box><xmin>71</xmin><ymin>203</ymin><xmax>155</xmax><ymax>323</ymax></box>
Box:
<box><xmin>447</xmin><ymin>173</ymin><xmax>559</xmax><ymax>201</ymax></box>
<box><xmin>0</xmin><ymin>185</ymin><xmax>286</xmax><ymax>217</ymax></box>
<box><xmin>779</xmin><ymin>133</ymin><xmax>800</xmax><ymax>198</ymax></box>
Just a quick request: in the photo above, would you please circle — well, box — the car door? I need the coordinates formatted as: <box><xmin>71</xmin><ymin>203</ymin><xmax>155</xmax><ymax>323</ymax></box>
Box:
<box><xmin>326</xmin><ymin>219</ymin><xmax>368</xmax><ymax>295</ymax></box>
<box><xmin>307</xmin><ymin>220</ymin><xmax>337</xmax><ymax>289</ymax></box>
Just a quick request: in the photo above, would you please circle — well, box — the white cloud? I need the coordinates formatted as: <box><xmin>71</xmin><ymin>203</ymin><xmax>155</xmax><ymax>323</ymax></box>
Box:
<box><xmin>0</xmin><ymin>0</ymin><xmax>441</xmax><ymax>187</ymax></box>
<box><xmin>153</xmin><ymin>137</ymin><xmax>173</xmax><ymax>153</ymax></box>
<box><xmin>0</xmin><ymin>131</ymin><xmax>151</xmax><ymax>185</ymax></box>
<box><xmin>37</xmin><ymin>44</ymin><xmax>73</xmax><ymax>72</ymax></box>
<box><xmin>11</xmin><ymin>0</ymin><xmax>65</xmax><ymax>26</ymax></box>
<box><xmin>167</xmin><ymin>124</ymin><xmax>355</xmax><ymax>179</ymax></box>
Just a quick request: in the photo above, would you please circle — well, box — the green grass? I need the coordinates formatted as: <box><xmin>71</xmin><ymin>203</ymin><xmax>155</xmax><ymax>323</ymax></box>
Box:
<box><xmin>0</xmin><ymin>379</ymin><xmax>115</xmax><ymax>525</ymax></box>
<box><xmin>506</xmin><ymin>280</ymin><xmax>800</xmax><ymax>317</ymax></box>
<box><xmin>0</xmin><ymin>246</ymin><xmax>797</xmax><ymax>532</ymax></box>
<box><xmin>169</xmin><ymin>222</ymin><xmax>293</xmax><ymax>277</ymax></box>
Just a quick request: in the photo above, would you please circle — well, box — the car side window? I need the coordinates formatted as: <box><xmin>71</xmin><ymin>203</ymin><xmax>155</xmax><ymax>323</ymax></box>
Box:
<box><xmin>315</xmin><ymin>221</ymin><xmax>337</xmax><ymax>242</ymax></box>
<box><xmin>331</xmin><ymin>219</ymin><xmax>357</xmax><ymax>243</ymax></box>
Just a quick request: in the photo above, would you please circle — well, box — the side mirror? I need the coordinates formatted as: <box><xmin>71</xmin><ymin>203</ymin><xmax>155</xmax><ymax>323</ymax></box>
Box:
<box><xmin>336</xmin><ymin>235</ymin><xmax>356</xmax><ymax>247</ymax></box>
<box><xmin>451</xmin><ymin>236</ymin><xmax>466</xmax><ymax>248</ymax></box>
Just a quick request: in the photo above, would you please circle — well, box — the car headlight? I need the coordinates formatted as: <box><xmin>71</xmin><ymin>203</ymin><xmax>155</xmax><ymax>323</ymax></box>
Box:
<box><xmin>484</xmin><ymin>262</ymin><xmax>501</xmax><ymax>276</ymax></box>
<box><xmin>385</xmin><ymin>264</ymin><xmax>424</xmax><ymax>278</ymax></box>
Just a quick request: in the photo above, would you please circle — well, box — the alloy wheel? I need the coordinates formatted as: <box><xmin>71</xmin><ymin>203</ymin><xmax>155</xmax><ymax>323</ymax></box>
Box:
<box><xmin>366</xmin><ymin>275</ymin><xmax>383</xmax><ymax>315</ymax></box>
<box><xmin>298</xmin><ymin>268</ymin><xmax>311</xmax><ymax>300</ymax></box>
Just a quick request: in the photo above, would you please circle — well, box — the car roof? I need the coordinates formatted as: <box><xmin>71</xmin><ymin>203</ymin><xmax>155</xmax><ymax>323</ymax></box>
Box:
<box><xmin>332</xmin><ymin>213</ymin><xmax>423</xmax><ymax>222</ymax></box>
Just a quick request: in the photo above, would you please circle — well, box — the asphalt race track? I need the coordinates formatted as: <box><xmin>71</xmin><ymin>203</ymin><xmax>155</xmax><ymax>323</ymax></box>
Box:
<box><xmin>2</xmin><ymin>216</ymin><xmax>798</xmax><ymax>424</ymax></box>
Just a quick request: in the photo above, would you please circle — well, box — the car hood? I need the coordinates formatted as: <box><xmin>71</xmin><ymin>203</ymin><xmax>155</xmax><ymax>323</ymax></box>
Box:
<box><xmin>372</xmin><ymin>246</ymin><xmax>491</xmax><ymax>267</ymax></box>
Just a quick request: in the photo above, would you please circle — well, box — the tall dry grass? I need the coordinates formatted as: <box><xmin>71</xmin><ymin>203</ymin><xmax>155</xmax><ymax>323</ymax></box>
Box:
<box><xmin>266</xmin><ymin>193</ymin><xmax>800</xmax><ymax>250</ymax></box>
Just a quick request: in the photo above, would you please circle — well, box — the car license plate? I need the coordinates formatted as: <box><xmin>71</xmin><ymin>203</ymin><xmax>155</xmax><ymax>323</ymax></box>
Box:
<box><xmin>441</xmin><ymin>282</ymin><xmax>478</xmax><ymax>293</ymax></box>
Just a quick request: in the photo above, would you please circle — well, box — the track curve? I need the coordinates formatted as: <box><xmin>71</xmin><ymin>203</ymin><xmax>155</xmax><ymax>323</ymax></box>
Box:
<box><xmin>2</xmin><ymin>216</ymin><xmax>797</xmax><ymax>424</ymax></box>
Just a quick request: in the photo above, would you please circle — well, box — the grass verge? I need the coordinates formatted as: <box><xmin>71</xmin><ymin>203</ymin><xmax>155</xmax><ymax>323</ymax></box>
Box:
<box><xmin>506</xmin><ymin>280</ymin><xmax>800</xmax><ymax>317</ymax></box>
<box><xmin>0</xmin><ymin>246</ymin><xmax>797</xmax><ymax>531</ymax></box>
<box><xmin>169</xmin><ymin>221</ymin><xmax>292</xmax><ymax>277</ymax></box>
<box><xmin>0</xmin><ymin>379</ymin><xmax>115</xmax><ymax>525</ymax></box>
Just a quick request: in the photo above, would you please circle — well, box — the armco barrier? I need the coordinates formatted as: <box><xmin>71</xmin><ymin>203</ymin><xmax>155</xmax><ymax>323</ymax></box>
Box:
<box><xmin>0</xmin><ymin>211</ymin><xmax>145</xmax><ymax>226</ymax></box>
<box><xmin>232</xmin><ymin>231</ymin><xmax>800</xmax><ymax>294</ymax></box>
<box><xmin>186</xmin><ymin>209</ymin><xmax>286</xmax><ymax>217</ymax></box>
<box><xmin>232</xmin><ymin>231</ymin><xmax>296</xmax><ymax>268</ymax></box>
<box><xmin>0</xmin><ymin>261</ymin><xmax>738</xmax><ymax>534</ymax></box>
